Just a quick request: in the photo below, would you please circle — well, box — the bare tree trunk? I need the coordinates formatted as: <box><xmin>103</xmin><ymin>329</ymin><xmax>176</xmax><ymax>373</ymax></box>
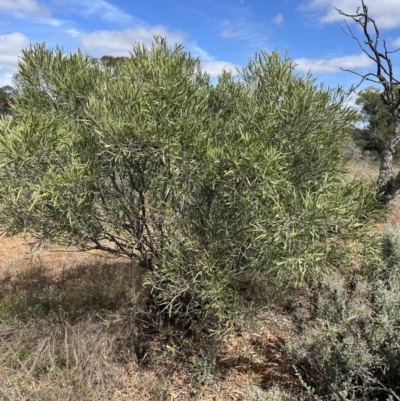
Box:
<box><xmin>335</xmin><ymin>1</ymin><xmax>400</xmax><ymax>204</ymax></box>
<box><xmin>379</xmin><ymin>114</ymin><xmax>400</xmax><ymax>202</ymax></box>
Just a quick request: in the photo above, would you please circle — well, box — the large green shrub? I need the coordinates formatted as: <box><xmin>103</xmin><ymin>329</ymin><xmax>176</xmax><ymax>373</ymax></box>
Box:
<box><xmin>288</xmin><ymin>226</ymin><xmax>400</xmax><ymax>400</ymax></box>
<box><xmin>0</xmin><ymin>38</ymin><xmax>381</xmax><ymax>329</ymax></box>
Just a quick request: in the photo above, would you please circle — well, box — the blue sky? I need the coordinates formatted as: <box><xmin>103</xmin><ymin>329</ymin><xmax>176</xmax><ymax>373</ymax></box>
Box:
<box><xmin>1</xmin><ymin>0</ymin><xmax>400</xmax><ymax>105</ymax></box>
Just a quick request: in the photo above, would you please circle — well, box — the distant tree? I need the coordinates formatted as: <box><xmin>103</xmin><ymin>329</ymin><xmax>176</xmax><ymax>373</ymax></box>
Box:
<box><xmin>0</xmin><ymin>38</ymin><xmax>381</xmax><ymax>330</ymax></box>
<box><xmin>0</xmin><ymin>85</ymin><xmax>14</xmax><ymax>115</ymax></box>
<box><xmin>354</xmin><ymin>86</ymin><xmax>395</xmax><ymax>155</ymax></box>
<box><xmin>336</xmin><ymin>1</ymin><xmax>400</xmax><ymax>202</ymax></box>
<box><xmin>99</xmin><ymin>55</ymin><xmax>129</xmax><ymax>70</ymax></box>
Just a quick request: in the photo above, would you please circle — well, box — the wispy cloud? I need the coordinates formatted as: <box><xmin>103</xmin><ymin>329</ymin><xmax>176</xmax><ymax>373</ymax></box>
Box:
<box><xmin>272</xmin><ymin>13</ymin><xmax>284</xmax><ymax>26</ymax></box>
<box><xmin>217</xmin><ymin>5</ymin><xmax>269</xmax><ymax>49</ymax></box>
<box><xmin>70</xmin><ymin>0</ymin><xmax>135</xmax><ymax>24</ymax></box>
<box><xmin>219</xmin><ymin>17</ymin><xmax>269</xmax><ymax>48</ymax></box>
<box><xmin>294</xmin><ymin>53</ymin><xmax>374</xmax><ymax>74</ymax></box>
<box><xmin>300</xmin><ymin>0</ymin><xmax>400</xmax><ymax>29</ymax></box>
<box><xmin>0</xmin><ymin>0</ymin><xmax>66</xmax><ymax>26</ymax></box>
<box><xmin>0</xmin><ymin>0</ymin><xmax>51</xmax><ymax>17</ymax></box>
<box><xmin>220</xmin><ymin>20</ymin><xmax>244</xmax><ymax>39</ymax></box>
<box><xmin>39</xmin><ymin>17</ymin><xmax>65</xmax><ymax>26</ymax></box>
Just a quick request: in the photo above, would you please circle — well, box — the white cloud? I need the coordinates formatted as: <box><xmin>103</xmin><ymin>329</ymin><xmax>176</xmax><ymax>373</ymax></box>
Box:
<box><xmin>203</xmin><ymin>61</ymin><xmax>239</xmax><ymax>78</ymax></box>
<box><xmin>301</xmin><ymin>0</ymin><xmax>400</xmax><ymax>29</ymax></box>
<box><xmin>189</xmin><ymin>43</ymin><xmax>214</xmax><ymax>62</ymax></box>
<box><xmin>66</xmin><ymin>28</ymin><xmax>81</xmax><ymax>39</ymax></box>
<box><xmin>0</xmin><ymin>0</ymin><xmax>64</xmax><ymax>26</ymax></box>
<box><xmin>79</xmin><ymin>27</ymin><xmax>186</xmax><ymax>57</ymax></box>
<box><xmin>394</xmin><ymin>37</ymin><xmax>400</xmax><ymax>48</ymax></box>
<box><xmin>187</xmin><ymin>43</ymin><xmax>240</xmax><ymax>78</ymax></box>
<box><xmin>0</xmin><ymin>0</ymin><xmax>50</xmax><ymax>17</ymax></box>
<box><xmin>0</xmin><ymin>32</ymin><xmax>30</xmax><ymax>86</ymax></box>
<box><xmin>273</xmin><ymin>14</ymin><xmax>284</xmax><ymax>26</ymax></box>
<box><xmin>0</xmin><ymin>33</ymin><xmax>30</xmax><ymax>72</ymax></box>
<box><xmin>294</xmin><ymin>53</ymin><xmax>374</xmax><ymax>74</ymax></box>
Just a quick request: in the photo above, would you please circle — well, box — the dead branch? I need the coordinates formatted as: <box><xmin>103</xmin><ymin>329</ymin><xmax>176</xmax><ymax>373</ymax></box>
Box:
<box><xmin>336</xmin><ymin>0</ymin><xmax>400</xmax><ymax>97</ymax></box>
<box><xmin>336</xmin><ymin>1</ymin><xmax>400</xmax><ymax>201</ymax></box>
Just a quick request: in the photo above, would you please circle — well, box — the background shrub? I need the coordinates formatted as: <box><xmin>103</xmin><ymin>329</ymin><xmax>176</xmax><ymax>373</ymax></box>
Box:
<box><xmin>287</xmin><ymin>226</ymin><xmax>400</xmax><ymax>400</ymax></box>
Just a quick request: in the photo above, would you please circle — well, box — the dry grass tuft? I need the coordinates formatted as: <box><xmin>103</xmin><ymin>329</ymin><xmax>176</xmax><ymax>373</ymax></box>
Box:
<box><xmin>0</xmin><ymin>235</ymin><xmax>301</xmax><ymax>400</ymax></box>
<box><xmin>0</xmin><ymin>319</ymin><xmax>125</xmax><ymax>400</ymax></box>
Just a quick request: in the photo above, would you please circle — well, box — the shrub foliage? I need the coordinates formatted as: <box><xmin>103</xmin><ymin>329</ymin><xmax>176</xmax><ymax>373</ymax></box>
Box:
<box><xmin>289</xmin><ymin>226</ymin><xmax>400</xmax><ymax>400</ymax></box>
<box><xmin>0</xmin><ymin>38</ymin><xmax>381</xmax><ymax>328</ymax></box>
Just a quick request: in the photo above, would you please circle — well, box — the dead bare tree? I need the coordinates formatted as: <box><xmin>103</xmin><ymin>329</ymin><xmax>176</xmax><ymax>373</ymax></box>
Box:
<box><xmin>336</xmin><ymin>0</ymin><xmax>400</xmax><ymax>203</ymax></box>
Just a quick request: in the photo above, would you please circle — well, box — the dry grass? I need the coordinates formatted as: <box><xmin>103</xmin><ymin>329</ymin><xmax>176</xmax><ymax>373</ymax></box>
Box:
<box><xmin>0</xmin><ymin>235</ymin><xmax>300</xmax><ymax>400</ymax></box>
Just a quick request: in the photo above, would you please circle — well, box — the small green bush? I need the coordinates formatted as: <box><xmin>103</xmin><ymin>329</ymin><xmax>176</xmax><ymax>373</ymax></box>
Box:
<box><xmin>287</xmin><ymin>226</ymin><xmax>400</xmax><ymax>400</ymax></box>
